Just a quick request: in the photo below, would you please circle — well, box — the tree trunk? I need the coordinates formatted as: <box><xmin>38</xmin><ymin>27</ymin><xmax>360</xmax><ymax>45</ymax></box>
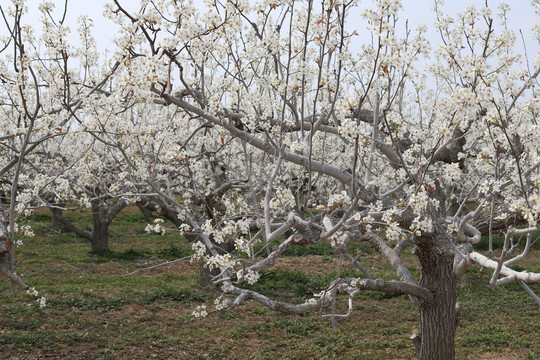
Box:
<box><xmin>50</xmin><ymin>204</ymin><xmax>65</xmax><ymax>229</ymax></box>
<box><xmin>91</xmin><ymin>201</ymin><xmax>110</xmax><ymax>252</ymax></box>
<box><xmin>91</xmin><ymin>218</ymin><xmax>110</xmax><ymax>251</ymax></box>
<box><xmin>415</xmin><ymin>233</ymin><xmax>458</xmax><ymax>360</ymax></box>
<box><xmin>51</xmin><ymin>198</ymin><xmax>127</xmax><ymax>252</ymax></box>
<box><xmin>0</xmin><ymin>203</ymin><xmax>27</xmax><ymax>293</ymax></box>
<box><xmin>136</xmin><ymin>201</ymin><xmax>153</xmax><ymax>220</ymax></box>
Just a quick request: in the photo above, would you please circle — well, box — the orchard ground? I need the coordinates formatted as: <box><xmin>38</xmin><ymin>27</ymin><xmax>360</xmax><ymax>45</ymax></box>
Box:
<box><xmin>0</xmin><ymin>207</ymin><xmax>538</xmax><ymax>360</ymax></box>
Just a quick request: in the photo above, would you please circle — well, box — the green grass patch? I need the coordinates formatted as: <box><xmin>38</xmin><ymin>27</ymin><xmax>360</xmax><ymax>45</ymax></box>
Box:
<box><xmin>47</xmin><ymin>294</ymin><xmax>126</xmax><ymax>311</ymax></box>
<box><xmin>135</xmin><ymin>286</ymin><xmax>209</xmax><ymax>305</ymax></box>
<box><xmin>460</xmin><ymin>325</ymin><xmax>532</xmax><ymax>351</ymax></box>
<box><xmin>241</xmin><ymin>269</ymin><xmax>364</xmax><ymax>301</ymax></box>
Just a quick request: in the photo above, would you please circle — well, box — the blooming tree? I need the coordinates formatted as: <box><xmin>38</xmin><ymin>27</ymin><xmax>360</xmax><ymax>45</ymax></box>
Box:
<box><xmin>39</xmin><ymin>133</ymin><xmax>133</xmax><ymax>252</ymax></box>
<box><xmin>0</xmin><ymin>0</ymin><xmax>124</xmax><ymax>289</ymax></box>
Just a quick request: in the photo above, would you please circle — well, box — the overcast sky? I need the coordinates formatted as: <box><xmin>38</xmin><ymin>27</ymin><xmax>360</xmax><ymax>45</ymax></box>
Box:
<box><xmin>14</xmin><ymin>0</ymin><xmax>540</xmax><ymax>67</ymax></box>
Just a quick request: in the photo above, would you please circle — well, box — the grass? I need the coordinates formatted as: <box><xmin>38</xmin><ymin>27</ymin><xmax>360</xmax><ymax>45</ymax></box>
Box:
<box><xmin>0</xmin><ymin>207</ymin><xmax>539</xmax><ymax>359</ymax></box>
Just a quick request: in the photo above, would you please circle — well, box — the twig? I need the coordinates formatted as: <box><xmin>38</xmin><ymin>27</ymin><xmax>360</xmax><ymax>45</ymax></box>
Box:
<box><xmin>120</xmin><ymin>255</ymin><xmax>193</xmax><ymax>277</ymax></box>
<box><xmin>14</xmin><ymin>254</ymin><xmax>28</xmax><ymax>269</ymax></box>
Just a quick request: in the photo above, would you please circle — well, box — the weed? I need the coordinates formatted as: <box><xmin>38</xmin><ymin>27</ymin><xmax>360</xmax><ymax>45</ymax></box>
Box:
<box><xmin>253</xmin><ymin>239</ymin><xmax>335</xmax><ymax>257</ymax></box>
<box><xmin>0</xmin><ymin>331</ymin><xmax>59</xmax><ymax>353</ymax></box>
<box><xmin>521</xmin><ymin>351</ymin><xmax>540</xmax><ymax>360</ymax></box>
<box><xmin>475</xmin><ymin>232</ymin><xmax>540</xmax><ymax>251</ymax></box>
<box><xmin>218</xmin><ymin>310</ymin><xmax>243</xmax><ymax>320</ymax></box>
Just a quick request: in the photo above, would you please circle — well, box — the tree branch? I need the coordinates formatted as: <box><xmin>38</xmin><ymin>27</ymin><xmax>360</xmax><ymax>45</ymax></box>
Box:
<box><xmin>50</xmin><ymin>208</ymin><xmax>92</xmax><ymax>240</ymax></box>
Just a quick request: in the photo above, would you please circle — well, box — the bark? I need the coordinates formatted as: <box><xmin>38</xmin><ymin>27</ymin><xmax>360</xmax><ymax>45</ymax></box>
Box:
<box><xmin>90</xmin><ymin>200</ymin><xmax>110</xmax><ymax>252</ymax></box>
<box><xmin>198</xmin><ymin>263</ymin><xmax>220</xmax><ymax>287</ymax></box>
<box><xmin>91</xmin><ymin>203</ymin><xmax>110</xmax><ymax>251</ymax></box>
<box><xmin>336</xmin><ymin>278</ymin><xmax>433</xmax><ymax>302</ymax></box>
<box><xmin>365</xmin><ymin>232</ymin><xmax>417</xmax><ymax>286</ymax></box>
<box><xmin>229</xmin><ymin>285</ymin><xmax>331</xmax><ymax>314</ymax></box>
<box><xmin>415</xmin><ymin>232</ymin><xmax>458</xmax><ymax>360</ymax></box>
<box><xmin>468</xmin><ymin>251</ymin><xmax>540</xmax><ymax>283</ymax></box>
<box><xmin>50</xmin><ymin>209</ymin><xmax>64</xmax><ymax>229</ymax></box>
<box><xmin>365</xmin><ymin>232</ymin><xmax>422</xmax><ymax>310</ymax></box>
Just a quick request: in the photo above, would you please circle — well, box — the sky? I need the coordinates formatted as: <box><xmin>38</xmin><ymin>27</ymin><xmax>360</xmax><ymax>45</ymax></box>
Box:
<box><xmin>9</xmin><ymin>0</ymin><xmax>540</xmax><ymax>68</ymax></box>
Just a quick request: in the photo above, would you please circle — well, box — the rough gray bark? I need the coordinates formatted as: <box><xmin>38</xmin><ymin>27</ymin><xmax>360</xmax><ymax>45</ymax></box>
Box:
<box><xmin>198</xmin><ymin>263</ymin><xmax>220</xmax><ymax>287</ymax></box>
<box><xmin>415</xmin><ymin>232</ymin><xmax>458</xmax><ymax>360</ymax></box>
<box><xmin>50</xmin><ymin>210</ymin><xmax>64</xmax><ymax>229</ymax></box>
<box><xmin>90</xmin><ymin>200</ymin><xmax>111</xmax><ymax>252</ymax></box>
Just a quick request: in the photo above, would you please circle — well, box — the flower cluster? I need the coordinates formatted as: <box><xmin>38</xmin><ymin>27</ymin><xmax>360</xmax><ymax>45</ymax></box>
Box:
<box><xmin>207</xmin><ymin>253</ymin><xmax>237</xmax><ymax>270</ymax></box>
<box><xmin>408</xmin><ymin>188</ymin><xmax>430</xmax><ymax>213</ymax></box>
<box><xmin>237</xmin><ymin>269</ymin><xmax>260</xmax><ymax>285</ymax></box>
<box><xmin>192</xmin><ymin>304</ymin><xmax>208</xmax><ymax>318</ymax></box>
<box><xmin>191</xmin><ymin>241</ymin><xmax>207</xmax><ymax>261</ymax></box>
<box><xmin>144</xmin><ymin>218</ymin><xmax>166</xmax><ymax>236</ymax></box>
<box><xmin>27</xmin><ymin>287</ymin><xmax>46</xmax><ymax>309</ymax></box>
<box><xmin>330</xmin><ymin>231</ymin><xmax>348</xmax><ymax>248</ymax></box>
<box><xmin>338</xmin><ymin>118</ymin><xmax>365</xmax><ymax>139</ymax></box>
<box><xmin>214</xmin><ymin>295</ymin><xmax>230</xmax><ymax>311</ymax></box>
<box><xmin>410</xmin><ymin>216</ymin><xmax>434</xmax><ymax>236</ymax></box>
<box><xmin>328</xmin><ymin>191</ymin><xmax>351</xmax><ymax>209</ymax></box>
<box><xmin>178</xmin><ymin>223</ymin><xmax>192</xmax><ymax>236</ymax></box>
<box><xmin>234</xmin><ymin>237</ymin><xmax>251</xmax><ymax>256</ymax></box>
<box><xmin>269</xmin><ymin>187</ymin><xmax>296</xmax><ymax>215</ymax></box>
